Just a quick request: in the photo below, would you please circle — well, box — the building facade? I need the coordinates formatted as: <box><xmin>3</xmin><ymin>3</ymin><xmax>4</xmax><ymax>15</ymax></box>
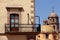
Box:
<box><xmin>0</xmin><ymin>0</ymin><xmax>40</xmax><ymax>40</ymax></box>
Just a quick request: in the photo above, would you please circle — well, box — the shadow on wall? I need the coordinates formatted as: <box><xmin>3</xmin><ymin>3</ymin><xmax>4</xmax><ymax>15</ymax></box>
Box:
<box><xmin>1</xmin><ymin>35</ymin><xmax>26</xmax><ymax>40</ymax></box>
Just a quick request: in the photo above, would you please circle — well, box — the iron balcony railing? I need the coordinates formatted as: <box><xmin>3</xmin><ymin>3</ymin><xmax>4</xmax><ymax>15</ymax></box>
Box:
<box><xmin>5</xmin><ymin>24</ymin><xmax>40</xmax><ymax>33</ymax></box>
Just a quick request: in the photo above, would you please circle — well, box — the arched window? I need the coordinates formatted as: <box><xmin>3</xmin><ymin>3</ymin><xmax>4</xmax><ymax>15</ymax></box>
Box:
<box><xmin>53</xmin><ymin>19</ymin><xmax>54</xmax><ymax>22</ymax></box>
<box><xmin>53</xmin><ymin>26</ymin><xmax>55</xmax><ymax>30</ymax></box>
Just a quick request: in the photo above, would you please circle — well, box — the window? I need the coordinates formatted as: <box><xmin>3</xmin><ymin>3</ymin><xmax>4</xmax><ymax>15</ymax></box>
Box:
<box><xmin>53</xmin><ymin>26</ymin><xmax>55</xmax><ymax>30</ymax></box>
<box><xmin>53</xmin><ymin>19</ymin><xmax>54</xmax><ymax>22</ymax></box>
<box><xmin>10</xmin><ymin>14</ymin><xmax>19</xmax><ymax>27</ymax></box>
<box><xmin>10</xmin><ymin>14</ymin><xmax>19</xmax><ymax>31</ymax></box>
<box><xmin>38</xmin><ymin>36</ymin><xmax>40</xmax><ymax>38</ymax></box>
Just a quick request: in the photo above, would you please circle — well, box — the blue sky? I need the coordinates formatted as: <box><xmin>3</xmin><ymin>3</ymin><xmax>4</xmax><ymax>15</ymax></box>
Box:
<box><xmin>35</xmin><ymin>0</ymin><xmax>60</xmax><ymax>25</ymax></box>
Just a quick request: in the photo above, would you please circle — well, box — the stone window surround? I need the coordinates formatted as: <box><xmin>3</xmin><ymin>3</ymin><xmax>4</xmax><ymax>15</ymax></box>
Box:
<box><xmin>6</xmin><ymin>7</ymin><xmax>24</xmax><ymax>24</ymax></box>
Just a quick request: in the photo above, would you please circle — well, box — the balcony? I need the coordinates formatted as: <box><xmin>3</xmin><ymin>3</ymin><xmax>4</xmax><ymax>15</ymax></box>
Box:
<box><xmin>5</xmin><ymin>24</ymin><xmax>40</xmax><ymax>35</ymax></box>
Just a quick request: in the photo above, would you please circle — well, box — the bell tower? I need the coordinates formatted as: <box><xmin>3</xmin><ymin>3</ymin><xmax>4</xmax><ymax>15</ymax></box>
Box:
<box><xmin>48</xmin><ymin>10</ymin><xmax>59</xmax><ymax>32</ymax></box>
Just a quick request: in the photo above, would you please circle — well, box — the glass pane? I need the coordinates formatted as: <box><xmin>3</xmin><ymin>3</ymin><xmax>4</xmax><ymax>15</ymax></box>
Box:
<box><xmin>11</xmin><ymin>15</ymin><xmax>14</xmax><ymax>18</ymax></box>
<box><xmin>11</xmin><ymin>24</ymin><xmax>14</xmax><ymax>27</ymax></box>
<box><xmin>15</xmin><ymin>16</ymin><xmax>18</xmax><ymax>18</ymax></box>
<box><xmin>11</xmin><ymin>19</ymin><xmax>14</xmax><ymax>23</ymax></box>
<box><xmin>15</xmin><ymin>19</ymin><xmax>18</xmax><ymax>23</ymax></box>
<box><xmin>15</xmin><ymin>24</ymin><xmax>18</xmax><ymax>27</ymax></box>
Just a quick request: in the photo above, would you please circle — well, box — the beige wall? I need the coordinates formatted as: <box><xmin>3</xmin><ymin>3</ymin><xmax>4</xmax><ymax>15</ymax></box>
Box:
<box><xmin>0</xmin><ymin>0</ymin><xmax>34</xmax><ymax>33</ymax></box>
<box><xmin>49</xmin><ymin>34</ymin><xmax>54</xmax><ymax>40</ymax></box>
<box><xmin>36</xmin><ymin>34</ymin><xmax>46</xmax><ymax>40</ymax></box>
<box><xmin>0</xmin><ymin>35</ymin><xmax>27</xmax><ymax>40</ymax></box>
<box><xmin>36</xmin><ymin>33</ymin><xmax>58</xmax><ymax>40</ymax></box>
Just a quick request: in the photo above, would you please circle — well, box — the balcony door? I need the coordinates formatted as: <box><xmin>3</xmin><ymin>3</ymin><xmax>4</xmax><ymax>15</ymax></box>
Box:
<box><xmin>10</xmin><ymin>14</ymin><xmax>19</xmax><ymax>32</ymax></box>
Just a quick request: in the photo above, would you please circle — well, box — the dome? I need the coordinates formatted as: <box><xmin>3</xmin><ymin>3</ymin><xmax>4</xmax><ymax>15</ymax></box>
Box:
<box><xmin>48</xmin><ymin>12</ymin><xmax>58</xmax><ymax>17</ymax></box>
<box><xmin>41</xmin><ymin>25</ymin><xmax>54</xmax><ymax>33</ymax></box>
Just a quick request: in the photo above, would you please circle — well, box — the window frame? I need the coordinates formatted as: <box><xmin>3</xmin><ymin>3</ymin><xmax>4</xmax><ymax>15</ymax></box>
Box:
<box><xmin>10</xmin><ymin>14</ymin><xmax>19</xmax><ymax>27</ymax></box>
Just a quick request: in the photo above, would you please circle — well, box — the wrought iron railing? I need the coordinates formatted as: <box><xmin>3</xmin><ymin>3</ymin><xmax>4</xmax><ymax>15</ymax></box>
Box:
<box><xmin>5</xmin><ymin>24</ymin><xmax>40</xmax><ymax>32</ymax></box>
